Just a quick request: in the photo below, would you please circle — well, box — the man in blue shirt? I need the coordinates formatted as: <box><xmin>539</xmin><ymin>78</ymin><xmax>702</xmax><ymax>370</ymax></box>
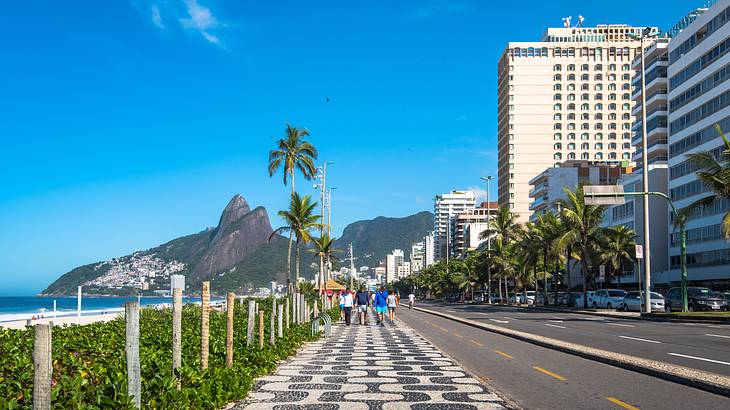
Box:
<box><xmin>374</xmin><ymin>286</ymin><xmax>388</xmax><ymax>327</ymax></box>
<box><xmin>354</xmin><ymin>287</ymin><xmax>370</xmax><ymax>325</ymax></box>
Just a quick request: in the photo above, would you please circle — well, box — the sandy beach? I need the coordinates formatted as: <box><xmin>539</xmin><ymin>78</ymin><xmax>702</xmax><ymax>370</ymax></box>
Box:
<box><xmin>0</xmin><ymin>312</ymin><xmax>122</xmax><ymax>330</ymax></box>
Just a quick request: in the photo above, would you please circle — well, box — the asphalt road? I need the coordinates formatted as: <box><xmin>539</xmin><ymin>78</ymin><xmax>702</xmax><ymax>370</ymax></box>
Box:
<box><xmin>397</xmin><ymin>306</ymin><xmax>730</xmax><ymax>410</ymax></box>
<box><xmin>416</xmin><ymin>302</ymin><xmax>730</xmax><ymax>377</ymax></box>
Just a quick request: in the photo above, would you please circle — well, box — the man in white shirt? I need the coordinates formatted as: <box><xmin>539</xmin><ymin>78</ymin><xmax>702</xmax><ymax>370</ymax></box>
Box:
<box><xmin>408</xmin><ymin>293</ymin><xmax>415</xmax><ymax>310</ymax></box>
<box><xmin>342</xmin><ymin>287</ymin><xmax>354</xmax><ymax>326</ymax></box>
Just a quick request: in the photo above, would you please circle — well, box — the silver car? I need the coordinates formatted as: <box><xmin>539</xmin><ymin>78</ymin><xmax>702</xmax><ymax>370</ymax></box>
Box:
<box><xmin>620</xmin><ymin>291</ymin><xmax>665</xmax><ymax>312</ymax></box>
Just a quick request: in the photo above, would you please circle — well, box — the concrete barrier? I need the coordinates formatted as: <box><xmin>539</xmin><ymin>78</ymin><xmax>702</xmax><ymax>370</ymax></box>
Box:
<box><xmin>414</xmin><ymin>306</ymin><xmax>730</xmax><ymax>397</ymax></box>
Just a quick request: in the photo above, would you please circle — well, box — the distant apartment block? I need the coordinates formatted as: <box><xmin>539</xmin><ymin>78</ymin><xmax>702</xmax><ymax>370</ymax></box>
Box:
<box><xmin>410</xmin><ymin>242</ymin><xmax>425</xmax><ymax>273</ymax></box>
<box><xmin>498</xmin><ymin>24</ymin><xmax>659</xmax><ymax>222</ymax></box>
<box><xmin>385</xmin><ymin>249</ymin><xmax>404</xmax><ymax>284</ymax></box>
<box><xmin>529</xmin><ymin>160</ymin><xmax>631</xmax><ymax>221</ymax></box>
<box><xmin>454</xmin><ymin>202</ymin><xmax>498</xmax><ymax>256</ymax></box>
<box><xmin>433</xmin><ymin>191</ymin><xmax>476</xmax><ymax>260</ymax></box>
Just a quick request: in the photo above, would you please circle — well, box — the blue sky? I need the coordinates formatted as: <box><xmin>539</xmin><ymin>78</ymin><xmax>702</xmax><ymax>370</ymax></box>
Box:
<box><xmin>0</xmin><ymin>0</ymin><xmax>692</xmax><ymax>294</ymax></box>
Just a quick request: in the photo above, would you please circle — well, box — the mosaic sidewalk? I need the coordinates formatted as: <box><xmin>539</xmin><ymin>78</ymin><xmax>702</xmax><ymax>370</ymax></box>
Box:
<box><xmin>235</xmin><ymin>312</ymin><xmax>508</xmax><ymax>409</ymax></box>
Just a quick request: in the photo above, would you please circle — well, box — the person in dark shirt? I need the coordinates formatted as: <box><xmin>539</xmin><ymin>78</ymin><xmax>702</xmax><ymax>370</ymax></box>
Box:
<box><xmin>374</xmin><ymin>286</ymin><xmax>389</xmax><ymax>327</ymax></box>
<box><xmin>354</xmin><ymin>288</ymin><xmax>370</xmax><ymax>325</ymax></box>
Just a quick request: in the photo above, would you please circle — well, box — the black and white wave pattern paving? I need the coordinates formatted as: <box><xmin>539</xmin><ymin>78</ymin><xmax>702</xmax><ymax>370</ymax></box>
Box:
<box><xmin>236</xmin><ymin>313</ymin><xmax>508</xmax><ymax>409</ymax></box>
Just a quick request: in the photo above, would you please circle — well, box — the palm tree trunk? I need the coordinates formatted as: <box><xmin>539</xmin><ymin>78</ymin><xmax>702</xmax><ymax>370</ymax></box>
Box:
<box><xmin>287</xmin><ymin>232</ymin><xmax>293</xmax><ymax>288</ymax></box>
<box><xmin>504</xmin><ymin>277</ymin><xmax>509</xmax><ymax>303</ymax></box>
<box><xmin>295</xmin><ymin>240</ymin><xmax>301</xmax><ymax>285</ymax></box>
<box><xmin>581</xmin><ymin>251</ymin><xmax>589</xmax><ymax>309</ymax></box>
<box><xmin>533</xmin><ymin>266</ymin><xmax>538</xmax><ymax>307</ymax></box>
<box><xmin>319</xmin><ymin>254</ymin><xmax>324</xmax><ymax>294</ymax></box>
<box><xmin>543</xmin><ymin>249</ymin><xmax>549</xmax><ymax>306</ymax></box>
<box><xmin>498</xmin><ymin>277</ymin><xmax>503</xmax><ymax>302</ymax></box>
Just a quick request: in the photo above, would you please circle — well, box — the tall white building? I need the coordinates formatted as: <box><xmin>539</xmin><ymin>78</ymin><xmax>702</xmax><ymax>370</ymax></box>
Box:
<box><xmin>498</xmin><ymin>23</ymin><xmax>659</xmax><ymax>222</ymax></box>
<box><xmin>433</xmin><ymin>191</ymin><xmax>476</xmax><ymax>260</ymax></box>
<box><xmin>424</xmin><ymin>232</ymin><xmax>435</xmax><ymax>267</ymax></box>
<box><xmin>665</xmin><ymin>0</ymin><xmax>730</xmax><ymax>287</ymax></box>
<box><xmin>410</xmin><ymin>242</ymin><xmax>425</xmax><ymax>273</ymax></box>
<box><xmin>397</xmin><ymin>262</ymin><xmax>412</xmax><ymax>280</ymax></box>
<box><xmin>386</xmin><ymin>249</ymin><xmax>404</xmax><ymax>284</ymax></box>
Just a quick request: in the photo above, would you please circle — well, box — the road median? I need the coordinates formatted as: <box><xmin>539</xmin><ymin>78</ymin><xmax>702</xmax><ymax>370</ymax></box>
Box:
<box><xmin>414</xmin><ymin>306</ymin><xmax>730</xmax><ymax>398</ymax></box>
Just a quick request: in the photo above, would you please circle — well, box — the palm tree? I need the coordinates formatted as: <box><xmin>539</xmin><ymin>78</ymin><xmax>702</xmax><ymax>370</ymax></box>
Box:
<box><xmin>684</xmin><ymin>124</ymin><xmax>730</xmax><ymax>239</ymax></box>
<box><xmin>309</xmin><ymin>233</ymin><xmax>340</xmax><ymax>293</ymax></box>
<box><xmin>599</xmin><ymin>225</ymin><xmax>636</xmax><ymax>286</ymax></box>
<box><xmin>270</xmin><ymin>193</ymin><xmax>322</xmax><ymax>286</ymax></box>
<box><xmin>452</xmin><ymin>257</ymin><xmax>479</xmax><ymax>301</ymax></box>
<box><xmin>268</xmin><ymin>124</ymin><xmax>319</xmax><ymax>286</ymax></box>
<box><xmin>480</xmin><ymin>207</ymin><xmax>522</xmax><ymax>302</ymax></box>
<box><xmin>557</xmin><ymin>186</ymin><xmax>606</xmax><ymax>308</ymax></box>
<box><xmin>533</xmin><ymin>212</ymin><xmax>561</xmax><ymax>305</ymax></box>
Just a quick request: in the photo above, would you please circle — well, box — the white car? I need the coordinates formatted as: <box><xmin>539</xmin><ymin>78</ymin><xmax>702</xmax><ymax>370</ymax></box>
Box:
<box><xmin>620</xmin><ymin>291</ymin><xmax>665</xmax><ymax>312</ymax></box>
<box><xmin>519</xmin><ymin>291</ymin><xmax>536</xmax><ymax>305</ymax></box>
<box><xmin>575</xmin><ymin>291</ymin><xmax>596</xmax><ymax>308</ymax></box>
<box><xmin>592</xmin><ymin>289</ymin><xmax>627</xmax><ymax>309</ymax></box>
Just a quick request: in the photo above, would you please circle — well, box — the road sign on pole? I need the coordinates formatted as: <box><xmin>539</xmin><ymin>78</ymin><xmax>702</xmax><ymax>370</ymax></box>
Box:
<box><xmin>635</xmin><ymin>244</ymin><xmax>644</xmax><ymax>260</ymax></box>
<box><xmin>598</xmin><ymin>265</ymin><xmax>605</xmax><ymax>282</ymax></box>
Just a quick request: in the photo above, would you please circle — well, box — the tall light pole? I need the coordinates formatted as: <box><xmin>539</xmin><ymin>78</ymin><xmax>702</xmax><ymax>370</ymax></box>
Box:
<box><xmin>315</xmin><ymin>161</ymin><xmax>334</xmax><ymax>293</ymax></box>
<box><xmin>481</xmin><ymin>176</ymin><xmax>494</xmax><ymax>304</ymax></box>
<box><xmin>327</xmin><ymin>187</ymin><xmax>336</xmax><ymax>236</ymax></box>
<box><xmin>628</xmin><ymin>27</ymin><xmax>657</xmax><ymax>314</ymax></box>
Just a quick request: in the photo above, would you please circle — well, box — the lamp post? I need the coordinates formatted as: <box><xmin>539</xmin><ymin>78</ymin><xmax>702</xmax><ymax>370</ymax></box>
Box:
<box><xmin>584</xmin><ymin>185</ymin><xmax>688</xmax><ymax>312</ymax></box>
<box><xmin>627</xmin><ymin>27</ymin><xmax>658</xmax><ymax>314</ymax></box>
<box><xmin>315</xmin><ymin>161</ymin><xmax>334</xmax><ymax>294</ymax></box>
<box><xmin>481</xmin><ymin>176</ymin><xmax>494</xmax><ymax>304</ymax></box>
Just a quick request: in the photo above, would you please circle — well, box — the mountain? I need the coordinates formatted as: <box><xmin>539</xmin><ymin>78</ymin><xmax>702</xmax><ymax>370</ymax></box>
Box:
<box><xmin>335</xmin><ymin>211</ymin><xmax>433</xmax><ymax>266</ymax></box>
<box><xmin>41</xmin><ymin>195</ymin><xmax>317</xmax><ymax>296</ymax></box>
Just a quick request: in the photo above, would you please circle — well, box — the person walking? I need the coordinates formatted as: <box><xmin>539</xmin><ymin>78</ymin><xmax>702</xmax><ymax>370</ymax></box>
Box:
<box><xmin>338</xmin><ymin>291</ymin><xmax>345</xmax><ymax>322</ymax></box>
<box><xmin>408</xmin><ymin>292</ymin><xmax>415</xmax><ymax>310</ymax></box>
<box><xmin>342</xmin><ymin>287</ymin><xmax>354</xmax><ymax>326</ymax></box>
<box><xmin>387</xmin><ymin>290</ymin><xmax>398</xmax><ymax>323</ymax></box>
<box><xmin>374</xmin><ymin>286</ymin><xmax>388</xmax><ymax>327</ymax></box>
<box><xmin>354</xmin><ymin>287</ymin><xmax>370</xmax><ymax>325</ymax></box>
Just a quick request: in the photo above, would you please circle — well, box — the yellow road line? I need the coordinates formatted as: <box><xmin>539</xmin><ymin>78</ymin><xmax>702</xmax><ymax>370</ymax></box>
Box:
<box><xmin>470</xmin><ymin>339</ymin><xmax>483</xmax><ymax>347</ymax></box>
<box><xmin>606</xmin><ymin>397</ymin><xmax>640</xmax><ymax>410</ymax></box>
<box><xmin>438</xmin><ymin>326</ymin><xmax>449</xmax><ymax>332</ymax></box>
<box><xmin>453</xmin><ymin>332</ymin><xmax>464</xmax><ymax>338</ymax></box>
<box><xmin>532</xmin><ymin>366</ymin><xmax>567</xmax><ymax>381</ymax></box>
<box><xmin>494</xmin><ymin>350</ymin><xmax>514</xmax><ymax>360</ymax></box>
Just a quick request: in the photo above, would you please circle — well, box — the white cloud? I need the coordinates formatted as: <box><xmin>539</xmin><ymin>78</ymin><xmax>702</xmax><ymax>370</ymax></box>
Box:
<box><xmin>180</xmin><ymin>0</ymin><xmax>222</xmax><ymax>45</ymax></box>
<box><xmin>151</xmin><ymin>5</ymin><xmax>164</xmax><ymax>28</ymax></box>
<box><xmin>466</xmin><ymin>185</ymin><xmax>493</xmax><ymax>205</ymax></box>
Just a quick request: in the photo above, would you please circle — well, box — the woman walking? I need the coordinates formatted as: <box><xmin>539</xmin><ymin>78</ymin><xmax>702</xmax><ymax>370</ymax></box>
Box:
<box><xmin>387</xmin><ymin>290</ymin><xmax>398</xmax><ymax>323</ymax></box>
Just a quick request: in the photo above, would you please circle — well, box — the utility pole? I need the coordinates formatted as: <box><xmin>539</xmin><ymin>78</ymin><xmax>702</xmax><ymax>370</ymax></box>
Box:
<box><xmin>315</xmin><ymin>162</ymin><xmax>334</xmax><ymax>292</ymax></box>
<box><xmin>327</xmin><ymin>187</ymin><xmax>336</xmax><ymax>237</ymax></box>
<box><xmin>349</xmin><ymin>243</ymin><xmax>356</xmax><ymax>289</ymax></box>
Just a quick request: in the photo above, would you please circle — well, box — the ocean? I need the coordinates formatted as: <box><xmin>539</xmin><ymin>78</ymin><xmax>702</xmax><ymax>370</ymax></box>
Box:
<box><xmin>0</xmin><ymin>296</ymin><xmax>220</xmax><ymax>323</ymax></box>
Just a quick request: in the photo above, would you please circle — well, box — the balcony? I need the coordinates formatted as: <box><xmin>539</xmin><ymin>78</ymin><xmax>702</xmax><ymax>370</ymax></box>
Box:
<box><xmin>529</xmin><ymin>182</ymin><xmax>549</xmax><ymax>197</ymax></box>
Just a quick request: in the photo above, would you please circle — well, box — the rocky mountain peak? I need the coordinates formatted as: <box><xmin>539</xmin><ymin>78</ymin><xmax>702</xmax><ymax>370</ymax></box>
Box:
<box><xmin>213</xmin><ymin>194</ymin><xmax>251</xmax><ymax>243</ymax></box>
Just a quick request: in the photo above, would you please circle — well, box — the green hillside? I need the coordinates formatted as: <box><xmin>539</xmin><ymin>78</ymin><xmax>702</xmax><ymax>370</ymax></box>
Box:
<box><xmin>335</xmin><ymin>211</ymin><xmax>433</xmax><ymax>265</ymax></box>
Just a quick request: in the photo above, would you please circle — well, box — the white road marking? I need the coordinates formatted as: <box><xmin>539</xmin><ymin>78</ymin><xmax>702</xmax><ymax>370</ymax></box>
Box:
<box><xmin>545</xmin><ymin>323</ymin><xmax>566</xmax><ymax>329</ymax></box>
<box><xmin>503</xmin><ymin>317</ymin><xmax>517</xmax><ymax>320</ymax></box>
<box><xmin>618</xmin><ymin>335</ymin><xmax>662</xmax><ymax>344</ymax></box>
<box><xmin>479</xmin><ymin>312</ymin><xmax>491</xmax><ymax>316</ymax></box>
<box><xmin>552</xmin><ymin>317</ymin><xmax>566</xmax><ymax>321</ymax></box>
<box><xmin>705</xmin><ymin>334</ymin><xmax>730</xmax><ymax>339</ymax></box>
<box><xmin>606</xmin><ymin>322</ymin><xmax>635</xmax><ymax>328</ymax></box>
<box><xmin>489</xmin><ymin>319</ymin><xmax>509</xmax><ymax>324</ymax></box>
<box><xmin>668</xmin><ymin>353</ymin><xmax>730</xmax><ymax>366</ymax></box>
<box><xmin>446</xmin><ymin>310</ymin><xmax>457</xmax><ymax>313</ymax></box>
<box><xmin>515</xmin><ymin>312</ymin><xmax>528</xmax><ymax>315</ymax></box>
<box><xmin>549</xmin><ymin>320</ymin><xmax>564</xmax><ymax>323</ymax></box>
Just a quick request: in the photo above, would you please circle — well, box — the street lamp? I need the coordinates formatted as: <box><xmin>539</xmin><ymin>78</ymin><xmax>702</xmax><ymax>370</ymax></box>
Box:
<box><xmin>584</xmin><ymin>185</ymin><xmax>688</xmax><ymax>312</ymax></box>
<box><xmin>480</xmin><ymin>176</ymin><xmax>494</xmax><ymax>304</ymax></box>
<box><xmin>627</xmin><ymin>27</ymin><xmax>659</xmax><ymax>314</ymax></box>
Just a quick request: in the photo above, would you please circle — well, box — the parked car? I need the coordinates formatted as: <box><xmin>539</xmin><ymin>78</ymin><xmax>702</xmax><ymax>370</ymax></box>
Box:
<box><xmin>591</xmin><ymin>289</ymin><xmax>627</xmax><ymax>309</ymax></box>
<box><xmin>665</xmin><ymin>287</ymin><xmax>730</xmax><ymax>312</ymax></box>
<box><xmin>620</xmin><ymin>291</ymin><xmax>665</xmax><ymax>312</ymax></box>
<box><xmin>575</xmin><ymin>291</ymin><xmax>596</xmax><ymax>308</ymax></box>
<box><xmin>519</xmin><ymin>291</ymin><xmax>536</xmax><ymax>305</ymax></box>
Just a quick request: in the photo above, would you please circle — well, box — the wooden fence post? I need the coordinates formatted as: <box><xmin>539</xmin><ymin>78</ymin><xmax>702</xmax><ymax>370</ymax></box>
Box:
<box><xmin>246</xmin><ymin>300</ymin><xmax>255</xmax><ymax>346</ymax></box>
<box><xmin>284</xmin><ymin>297</ymin><xmax>290</xmax><ymax>329</ymax></box>
<box><xmin>226</xmin><ymin>292</ymin><xmax>235</xmax><ymax>368</ymax></box>
<box><xmin>270</xmin><ymin>309</ymin><xmax>275</xmax><ymax>345</ymax></box>
<box><xmin>33</xmin><ymin>324</ymin><xmax>51</xmax><ymax>410</ymax></box>
<box><xmin>304</xmin><ymin>301</ymin><xmax>309</xmax><ymax>323</ymax></box>
<box><xmin>277</xmin><ymin>304</ymin><xmax>283</xmax><ymax>338</ymax></box>
<box><xmin>125</xmin><ymin>302</ymin><xmax>141</xmax><ymax>409</ymax></box>
<box><xmin>292</xmin><ymin>293</ymin><xmax>298</xmax><ymax>325</ymax></box>
<box><xmin>172</xmin><ymin>288</ymin><xmax>182</xmax><ymax>389</ymax></box>
<box><xmin>258</xmin><ymin>311</ymin><xmax>264</xmax><ymax>348</ymax></box>
<box><xmin>200</xmin><ymin>281</ymin><xmax>210</xmax><ymax>370</ymax></box>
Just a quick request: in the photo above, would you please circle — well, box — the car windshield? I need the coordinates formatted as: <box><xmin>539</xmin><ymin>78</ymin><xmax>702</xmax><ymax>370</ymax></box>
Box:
<box><xmin>649</xmin><ymin>292</ymin><xmax>663</xmax><ymax>299</ymax></box>
<box><xmin>689</xmin><ymin>288</ymin><xmax>711</xmax><ymax>297</ymax></box>
<box><xmin>627</xmin><ymin>292</ymin><xmax>640</xmax><ymax>297</ymax></box>
<box><xmin>608</xmin><ymin>290</ymin><xmax>626</xmax><ymax>297</ymax></box>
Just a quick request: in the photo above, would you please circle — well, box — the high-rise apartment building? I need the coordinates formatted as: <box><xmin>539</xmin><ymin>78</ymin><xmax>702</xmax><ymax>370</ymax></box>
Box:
<box><xmin>410</xmin><ymin>242</ymin><xmax>425</xmax><ymax>273</ymax></box>
<box><xmin>424</xmin><ymin>232</ymin><xmax>435</xmax><ymax>267</ymax></box>
<box><xmin>386</xmin><ymin>249</ymin><xmax>404</xmax><ymax>284</ymax></box>
<box><xmin>498</xmin><ymin>24</ymin><xmax>658</xmax><ymax>222</ymax></box>
<box><xmin>453</xmin><ymin>202</ymin><xmax>498</xmax><ymax>257</ymax></box>
<box><xmin>433</xmin><ymin>191</ymin><xmax>476</xmax><ymax>260</ymax></box>
<box><xmin>666</xmin><ymin>0</ymin><xmax>730</xmax><ymax>286</ymax></box>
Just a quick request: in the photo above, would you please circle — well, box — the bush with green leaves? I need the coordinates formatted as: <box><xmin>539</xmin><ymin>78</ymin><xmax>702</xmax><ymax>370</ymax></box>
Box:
<box><xmin>0</xmin><ymin>299</ymin><xmax>335</xmax><ymax>409</ymax></box>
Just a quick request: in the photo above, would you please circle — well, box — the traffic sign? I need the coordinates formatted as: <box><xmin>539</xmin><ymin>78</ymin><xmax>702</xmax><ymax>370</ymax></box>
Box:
<box><xmin>598</xmin><ymin>265</ymin><xmax>605</xmax><ymax>282</ymax></box>
<box><xmin>635</xmin><ymin>244</ymin><xmax>644</xmax><ymax>259</ymax></box>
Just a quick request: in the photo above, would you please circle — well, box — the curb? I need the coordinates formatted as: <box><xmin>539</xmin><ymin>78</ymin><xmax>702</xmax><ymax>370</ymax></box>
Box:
<box><xmin>414</xmin><ymin>306</ymin><xmax>730</xmax><ymax>398</ymax></box>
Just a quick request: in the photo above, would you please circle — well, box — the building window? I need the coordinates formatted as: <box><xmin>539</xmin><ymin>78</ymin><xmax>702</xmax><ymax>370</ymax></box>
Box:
<box><xmin>595</xmin><ymin>152</ymin><xmax>604</xmax><ymax>159</ymax></box>
<box><xmin>581</xmin><ymin>93</ymin><xmax>590</xmax><ymax>100</ymax></box>
<box><xmin>568</xmin><ymin>152</ymin><xmax>576</xmax><ymax>159</ymax></box>
<box><xmin>609</xmin><ymin>73</ymin><xmax>617</xmax><ymax>81</ymax></box>
<box><xmin>595</xmin><ymin>64</ymin><xmax>603</xmax><ymax>71</ymax></box>
<box><xmin>581</xmin><ymin>123</ymin><xmax>590</xmax><ymax>130</ymax></box>
<box><xmin>554</xmin><ymin>123</ymin><xmax>562</xmax><ymax>130</ymax></box>
<box><xmin>568</xmin><ymin>103</ymin><xmax>575</xmax><ymax>110</ymax></box>
<box><xmin>567</xmin><ymin>123</ymin><xmax>576</xmax><ymax>130</ymax></box>
<box><xmin>609</xmin><ymin>83</ymin><xmax>617</xmax><ymax>91</ymax></box>
<box><xmin>554</xmin><ymin>143</ymin><xmax>562</xmax><ymax>150</ymax></box>
<box><xmin>595</xmin><ymin>74</ymin><xmax>603</xmax><ymax>81</ymax></box>
<box><xmin>554</xmin><ymin>64</ymin><xmax>562</xmax><ymax>71</ymax></box>
<box><xmin>554</xmin><ymin>74</ymin><xmax>562</xmax><ymax>81</ymax></box>
<box><xmin>554</xmin><ymin>133</ymin><xmax>562</xmax><ymax>140</ymax></box>
<box><xmin>581</xmin><ymin>152</ymin><xmax>590</xmax><ymax>159</ymax></box>
<box><xmin>609</xmin><ymin>93</ymin><xmax>617</xmax><ymax>100</ymax></box>
<box><xmin>622</xmin><ymin>152</ymin><xmax>631</xmax><ymax>159</ymax></box>
<box><xmin>568</xmin><ymin>74</ymin><xmax>575</xmax><ymax>81</ymax></box>
<box><xmin>609</xmin><ymin>103</ymin><xmax>617</xmax><ymax>110</ymax></box>
<box><xmin>622</xmin><ymin>64</ymin><xmax>630</xmax><ymax>70</ymax></box>
<box><xmin>609</xmin><ymin>142</ymin><xmax>617</xmax><ymax>149</ymax></box>
<box><xmin>622</xmin><ymin>93</ymin><xmax>631</xmax><ymax>100</ymax></box>
<box><xmin>581</xmin><ymin>74</ymin><xmax>589</xmax><ymax>81</ymax></box>
<box><xmin>595</xmin><ymin>84</ymin><xmax>603</xmax><ymax>91</ymax></box>
<box><xmin>567</xmin><ymin>84</ymin><xmax>576</xmax><ymax>91</ymax></box>
<box><xmin>609</xmin><ymin>64</ymin><xmax>616</xmax><ymax>71</ymax></box>
<box><xmin>595</xmin><ymin>123</ymin><xmax>603</xmax><ymax>130</ymax></box>
<box><xmin>554</xmin><ymin>93</ymin><xmax>562</xmax><ymax>100</ymax></box>
<box><xmin>568</xmin><ymin>133</ymin><xmax>576</xmax><ymax>140</ymax></box>
<box><xmin>609</xmin><ymin>123</ymin><xmax>617</xmax><ymax>130</ymax></box>
<box><xmin>581</xmin><ymin>132</ymin><xmax>590</xmax><ymax>140</ymax></box>
<box><xmin>622</xmin><ymin>83</ymin><xmax>631</xmax><ymax>90</ymax></box>
<box><xmin>596</xmin><ymin>93</ymin><xmax>603</xmax><ymax>100</ymax></box>
<box><xmin>554</xmin><ymin>153</ymin><xmax>562</xmax><ymax>160</ymax></box>
<box><xmin>623</xmin><ymin>73</ymin><xmax>630</xmax><ymax>80</ymax></box>
<box><xmin>622</xmin><ymin>132</ymin><xmax>630</xmax><ymax>140</ymax></box>
<box><xmin>554</xmin><ymin>103</ymin><xmax>562</xmax><ymax>110</ymax></box>
<box><xmin>567</xmin><ymin>113</ymin><xmax>576</xmax><ymax>120</ymax></box>
<box><xmin>567</xmin><ymin>64</ymin><xmax>575</xmax><ymax>71</ymax></box>
<box><xmin>622</xmin><ymin>113</ymin><xmax>630</xmax><ymax>120</ymax></box>
<box><xmin>609</xmin><ymin>152</ymin><xmax>617</xmax><ymax>159</ymax></box>
<box><xmin>595</xmin><ymin>103</ymin><xmax>603</xmax><ymax>110</ymax></box>
<box><xmin>581</xmin><ymin>103</ymin><xmax>590</xmax><ymax>110</ymax></box>
<box><xmin>581</xmin><ymin>143</ymin><xmax>589</xmax><ymax>149</ymax></box>
<box><xmin>622</xmin><ymin>142</ymin><xmax>631</xmax><ymax>149</ymax></box>
<box><xmin>568</xmin><ymin>142</ymin><xmax>576</xmax><ymax>150</ymax></box>
<box><xmin>554</xmin><ymin>113</ymin><xmax>562</xmax><ymax>120</ymax></box>
<box><xmin>581</xmin><ymin>83</ymin><xmax>589</xmax><ymax>91</ymax></box>
<box><xmin>595</xmin><ymin>133</ymin><xmax>603</xmax><ymax>140</ymax></box>
<box><xmin>581</xmin><ymin>113</ymin><xmax>589</xmax><ymax>120</ymax></box>
<box><xmin>595</xmin><ymin>143</ymin><xmax>604</xmax><ymax>149</ymax></box>
<box><xmin>568</xmin><ymin>93</ymin><xmax>576</xmax><ymax>101</ymax></box>
<box><xmin>554</xmin><ymin>84</ymin><xmax>562</xmax><ymax>91</ymax></box>
<box><xmin>581</xmin><ymin>64</ymin><xmax>589</xmax><ymax>71</ymax></box>
<box><xmin>594</xmin><ymin>113</ymin><xmax>603</xmax><ymax>120</ymax></box>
